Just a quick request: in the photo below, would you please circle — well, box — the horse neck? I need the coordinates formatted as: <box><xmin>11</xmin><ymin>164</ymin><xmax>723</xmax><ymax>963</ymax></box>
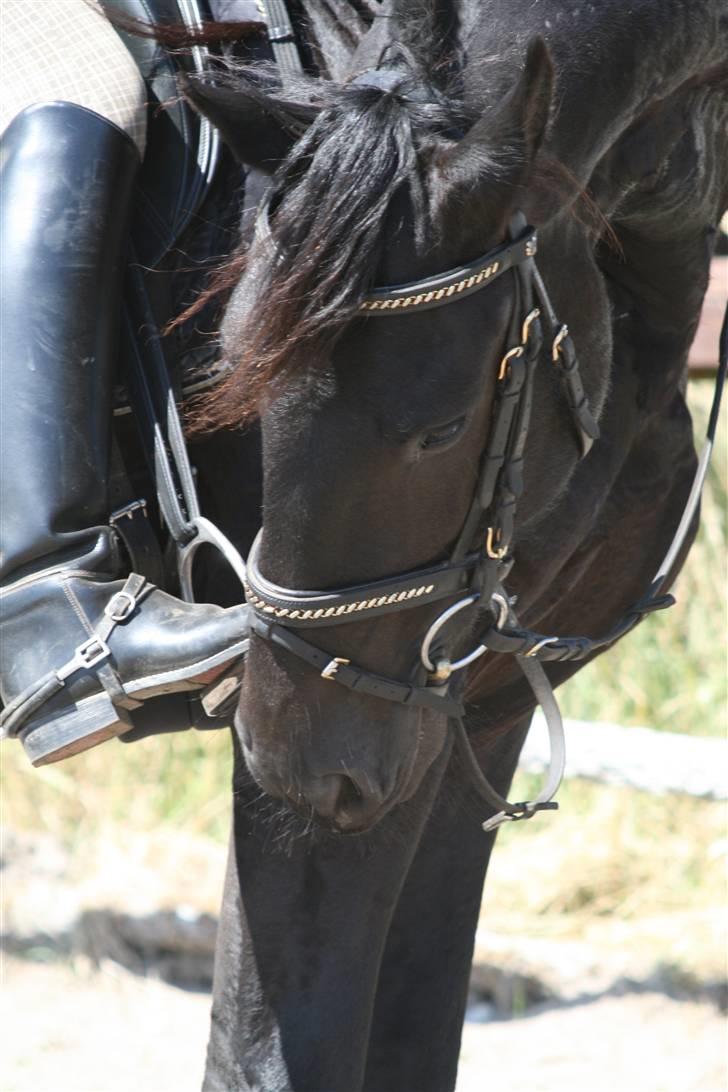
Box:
<box><xmin>456</xmin><ymin>0</ymin><xmax>724</xmax><ymax>186</ymax></box>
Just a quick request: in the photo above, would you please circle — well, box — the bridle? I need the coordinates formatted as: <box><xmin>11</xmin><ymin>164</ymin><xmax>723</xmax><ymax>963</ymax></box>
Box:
<box><xmin>243</xmin><ymin>211</ymin><xmax>608</xmax><ymax>829</ymax></box>
<box><xmin>239</xmin><ymin>203</ymin><xmax>726</xmax><ymax>830</ymax></box>
<box><xmin>117</xmin><ymin>32</ymin><xmax>727</xmax><ymax>831</ymax></box>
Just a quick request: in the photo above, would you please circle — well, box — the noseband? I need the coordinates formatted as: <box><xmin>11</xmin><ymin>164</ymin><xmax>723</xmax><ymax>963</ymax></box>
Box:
<box><xmin>243</xmin><ymin>212</ymin><xmax>608</xmax><ymax>828</ymax></box>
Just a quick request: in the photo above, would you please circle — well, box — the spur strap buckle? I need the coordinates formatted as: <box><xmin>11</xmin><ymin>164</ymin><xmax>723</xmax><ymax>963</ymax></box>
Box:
<box><xmin>56</xmin><ymin>636</ymin><xmax>111</xmax><ymax>681</ymax></box>
<box><xmin>109</xmin><ymin>499</ymin><xmax>148</xmax><ymax>524</ymax></box>
<box><xmin>104</xmin><ymin>590</ymin><xmax>138</xmax><ymax>623</ymax></box>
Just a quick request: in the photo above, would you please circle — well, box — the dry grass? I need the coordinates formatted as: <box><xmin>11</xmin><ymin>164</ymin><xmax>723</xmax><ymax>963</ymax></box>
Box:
<box><xmin>1</xmin><ymin>730</ymin><xmax>234</xmax><ymax>847</ymax></box>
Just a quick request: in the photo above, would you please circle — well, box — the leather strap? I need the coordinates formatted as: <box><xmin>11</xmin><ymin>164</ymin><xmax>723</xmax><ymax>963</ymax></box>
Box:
<box><xmin>453</xmin><ymin>590</ymin><xmax>566</xmax><ymax>830</ymax></box>
<box><xmin>245</xmin><ymin>530</ymin><xmax>480</xmax><ymax>625</ymax></box>
<box><xmin>110</xmin><ymin>499</ymin><xmax>167</xmax><ymax>589</ymax></box>
<box><xmin>479</xmin><ymin>593</ymin><xmax>674</xmax><ymax>662</ymax></box>
<box><xmin>122</xmin><ymin>254</ymin><xmax>252</xmax><ymax>604</ymax></box>
<box><xmin>531</xmin><ymin>265</ymin><xmax>600</xmax><ymax>456</ymax></box>
<box><xmin>250</xmin><ymin>615</ymin><xmax>464</xmax><ymax>717</ymax></box>
<box><xmin>258</xmin><ymin>0</ymin><xmax>304</xmax><ymax>85</ymax></box>
<box><xmin>359</xmin><ymin>228</ymin><xmax>538</xmax><ymax>314</ymax></box>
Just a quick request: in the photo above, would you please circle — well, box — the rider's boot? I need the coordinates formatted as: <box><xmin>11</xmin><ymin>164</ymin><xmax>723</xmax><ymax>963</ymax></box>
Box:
<box><xmin>0</xmin><ymin>103</ymin><xmax>249</xmax><ymax>767</ymax></box>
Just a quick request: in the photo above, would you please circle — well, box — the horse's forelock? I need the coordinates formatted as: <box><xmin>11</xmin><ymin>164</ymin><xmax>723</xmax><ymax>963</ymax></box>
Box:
<box><xmin>185</xmin><ymin>57</ymin><xmax>550</xmax><ymax>433</ymax></box>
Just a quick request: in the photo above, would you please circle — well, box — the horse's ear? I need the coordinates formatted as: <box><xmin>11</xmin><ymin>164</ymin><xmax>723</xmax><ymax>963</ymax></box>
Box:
<box><xmin>515</xmin><ymin>36</ymin><xmax>554</xmax><ymax>159</ymax></box>
<box><xmin>181</xmin><ymin>75</ymin><xmax>318</xmax><ymax>171</ymax></box>
<box><xmin>438</xmin><ymin>37</ymin><xmax>554</xmax><ymax>188</ymax></box>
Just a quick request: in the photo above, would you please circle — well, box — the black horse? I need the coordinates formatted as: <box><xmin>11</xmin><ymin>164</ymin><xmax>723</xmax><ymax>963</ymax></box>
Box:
<box><xmin>151</xmin><ymin>1</ymin><xmax>727</xmax><ymax>1088</ymax></box>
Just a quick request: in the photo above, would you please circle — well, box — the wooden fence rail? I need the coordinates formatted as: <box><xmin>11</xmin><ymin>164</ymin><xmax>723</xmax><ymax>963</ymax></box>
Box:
<box><xmin>520</xmin><ymin>714</ymin><xmax>727</xmax><ymax>800</ymax></box>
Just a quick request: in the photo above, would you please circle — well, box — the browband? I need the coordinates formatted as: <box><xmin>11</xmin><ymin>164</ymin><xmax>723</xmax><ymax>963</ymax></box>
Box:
<box><xmin>359</xmin><ymin>227</ymin><xmax>537</xmax><ymax>313</ymax></box>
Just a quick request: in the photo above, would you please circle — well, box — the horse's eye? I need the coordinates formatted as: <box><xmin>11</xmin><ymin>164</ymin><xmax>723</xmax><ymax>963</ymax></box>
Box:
<box><xmin>421</xmin><ymin>416</ymin><xmax>466</xmax><ymax>449</ymax></box>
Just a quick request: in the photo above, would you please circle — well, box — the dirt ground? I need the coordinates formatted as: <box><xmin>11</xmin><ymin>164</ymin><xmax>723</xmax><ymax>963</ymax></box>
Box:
<box><xmin>1</xmin><ymin>955</ymin><xmax>726</xmax><ymax>1092</ymax></box>
<box><xmin>2</xmin><ymin>813</ymin><xmax>726</xmax><ymax>1092</ymax></box>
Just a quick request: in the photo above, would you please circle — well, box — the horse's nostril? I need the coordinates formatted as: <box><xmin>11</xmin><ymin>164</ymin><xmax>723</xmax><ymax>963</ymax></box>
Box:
<box><xmin>337</xmin><ymin>776</ymin><xmax>364</xmax><ymax>810</ymax></box>
<box><xmin>304</xmin><ymin>774</ymin><xmax>346</xmax><ymax>820</ymax></box>
<box><xmin>302</xmin><ymin>772</ymin><xmax>384</xmax><ymax>831</ymax></box>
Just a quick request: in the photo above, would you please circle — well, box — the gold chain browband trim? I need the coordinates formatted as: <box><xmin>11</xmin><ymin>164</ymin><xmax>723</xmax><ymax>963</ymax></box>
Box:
<box><xmin>359</xmin><ymin>261</ymin><xmax>501</xmax><ymax>312</ymax></box>
<box><xmin>245</xmin><ymin>582</ymin><xmax>437</xmax><ymax>620</ymax></box>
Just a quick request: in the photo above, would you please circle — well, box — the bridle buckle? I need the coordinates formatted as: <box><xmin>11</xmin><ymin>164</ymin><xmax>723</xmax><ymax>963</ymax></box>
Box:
<box><xmin>482</xmin><ymin>800</ymin><xmax>559</xmax><ymax>832</ymax></box>
<box><xmin>551</xmin><ymin>324</ymin><xmax>570</xmax><ymax>361</ymax></box>
<box><xmin>486</xmin><ymin>526</ymin><xmax>508</xmax><ymax>560</ymax></box>
<box><xmin>498</xmin><ymin>345</ymin><xmax>523</xmax><ymax>381</ymax></box>
<box><xmin>521</xmin><ymin>307</ymin><xmax>541</xmax><ymax>345</ymax></box>
<box><xmin>321</xmin><ymin>657</ymin><xmax>350</xmax><ymax>681</ymax></box>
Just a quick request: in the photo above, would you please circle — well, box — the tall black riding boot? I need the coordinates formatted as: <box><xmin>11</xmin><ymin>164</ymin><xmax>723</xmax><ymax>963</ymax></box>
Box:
<box><xmin>0</xmin><ymin>103</ymin><xmax>249</xmax><ymax>766</ymax></box>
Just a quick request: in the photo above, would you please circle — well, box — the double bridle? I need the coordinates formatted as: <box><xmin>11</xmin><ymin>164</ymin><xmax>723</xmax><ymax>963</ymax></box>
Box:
<box><xmin>243</xmin><ymin>212</ymin><xmax>611</xmax><ymax>829</ymax></box>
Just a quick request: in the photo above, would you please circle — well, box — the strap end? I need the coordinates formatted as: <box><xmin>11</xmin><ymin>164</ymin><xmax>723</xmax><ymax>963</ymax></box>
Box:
<box><xmin>482</xmin><ymin>800</ymin><xmax>559</xmax><ymax>833</ymax></box>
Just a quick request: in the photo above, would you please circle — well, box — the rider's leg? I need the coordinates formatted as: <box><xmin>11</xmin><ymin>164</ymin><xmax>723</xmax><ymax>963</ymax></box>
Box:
<box><xmin>0</xmin><ymin>0</ymin><xmax>147</xmax><ymax>158</ymax></box>
<box><xmin>0</xmin><ymin>102</ymin><xmax>249</xmax><ymax>767</ymax></box>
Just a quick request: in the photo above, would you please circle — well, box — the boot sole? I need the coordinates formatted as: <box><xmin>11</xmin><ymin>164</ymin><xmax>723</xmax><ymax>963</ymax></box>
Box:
<box><xmin>19</xmin><ymin>638</ymin><xmax>250</xmax><ymax>767</ymax></box>
<box><xmin>20</xmin><ymin>690</ymin><xmax>134</xmax><ymax>766</ymax></box>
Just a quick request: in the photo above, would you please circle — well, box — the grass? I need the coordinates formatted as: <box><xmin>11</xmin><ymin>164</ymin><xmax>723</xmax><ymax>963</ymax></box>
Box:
<box><xmin>0</xmin><ymin>730</ymin><xmax>234</xmax><ymax>847</ymax></box>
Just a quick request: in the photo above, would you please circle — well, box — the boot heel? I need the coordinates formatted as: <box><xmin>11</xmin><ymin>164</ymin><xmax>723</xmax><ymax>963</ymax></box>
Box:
<box><xmin>19</xmin><ymin>692</ymin><xmax>134</xmax><ymax>767</ymax></box>
<box><xmin>201</xmin><ymin>656</ymin><xmax>246</xmax><ymax>718</ymax></box>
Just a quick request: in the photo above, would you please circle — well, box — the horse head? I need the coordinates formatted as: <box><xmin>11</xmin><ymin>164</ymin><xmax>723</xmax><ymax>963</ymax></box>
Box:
<box><xmin>186</xmin><ymin>37</ymin><xmax>608</xmax><ymax>832</ymax></box>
